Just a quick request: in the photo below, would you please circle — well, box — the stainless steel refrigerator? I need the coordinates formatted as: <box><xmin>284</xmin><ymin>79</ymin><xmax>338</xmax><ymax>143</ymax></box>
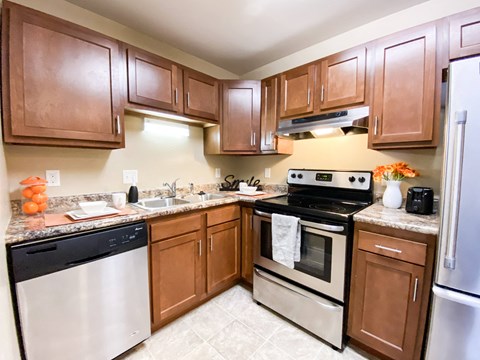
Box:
<box><xmin>426</xmin><ymin>55</ymin><xmax>480</xmax><ymax>359</ymax></box>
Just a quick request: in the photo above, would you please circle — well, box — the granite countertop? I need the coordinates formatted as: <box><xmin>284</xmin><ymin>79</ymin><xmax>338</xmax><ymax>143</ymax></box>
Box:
<box><xmin>353</xmin><ymin>202</ymin><xmax>440</xmax><ymax>235</ymax></box>
<box><xmin>6</xmin><ymin>187</ymin><xmax>286</xmax><ymax>245</ymax></box>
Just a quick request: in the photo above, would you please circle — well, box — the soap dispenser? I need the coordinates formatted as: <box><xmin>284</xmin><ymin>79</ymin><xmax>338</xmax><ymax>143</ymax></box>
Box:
<box><xmin>128</xmin><ymin>181</ymin><xmax>138</xmax><ymax>203</ymax></box>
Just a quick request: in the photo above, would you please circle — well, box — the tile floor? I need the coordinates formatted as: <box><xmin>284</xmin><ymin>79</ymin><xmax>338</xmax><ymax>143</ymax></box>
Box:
<box><xmin>118</xmin><ymin>285</ymin><xmax>374</xmax><ymax>360</ymax></box>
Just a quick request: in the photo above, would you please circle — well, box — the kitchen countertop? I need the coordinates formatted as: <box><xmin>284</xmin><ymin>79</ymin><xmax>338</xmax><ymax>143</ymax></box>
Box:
<box><xmin>5</xmin><ymin>190</ymin><xmax>285</xmax><ymax>245</ymax></box>
<box><xmin>353</xmin><ymin>202</ymin><xmax>440</xmax><ymax>235</ymax></box>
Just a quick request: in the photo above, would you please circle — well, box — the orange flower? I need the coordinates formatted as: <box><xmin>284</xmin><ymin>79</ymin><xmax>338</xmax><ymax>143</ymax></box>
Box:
<box><xmin>372</xmin><ymin>162</ymin><xmax>419</xmax><ymax>182</ymax></box>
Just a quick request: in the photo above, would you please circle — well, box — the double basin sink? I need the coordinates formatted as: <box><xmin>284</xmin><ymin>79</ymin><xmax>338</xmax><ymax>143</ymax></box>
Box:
<box><xmin>134</xmin><ymin>193</ymin><xmax>228</xmax><ymax>211</ymax></box>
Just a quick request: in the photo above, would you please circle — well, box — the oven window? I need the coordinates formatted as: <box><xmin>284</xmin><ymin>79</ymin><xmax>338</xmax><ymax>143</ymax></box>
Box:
<box><xmin>259</xmin><ymin>218</ymin><xmax>332</xmax><ymax>283</ymax></box>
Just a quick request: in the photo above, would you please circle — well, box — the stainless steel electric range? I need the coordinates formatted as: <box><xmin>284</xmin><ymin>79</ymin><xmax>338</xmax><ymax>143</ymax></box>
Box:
<box><xmin>252</xmin><ymin>169</ymin><xmax>373</xmax><ymax>349</ymax></box>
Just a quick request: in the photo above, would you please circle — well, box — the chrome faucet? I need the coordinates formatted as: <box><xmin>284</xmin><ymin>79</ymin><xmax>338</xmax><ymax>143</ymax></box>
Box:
<box><xmin>163</xmin><ymin>178</ymin><xmax>180</xmax><ymax>198</ymax></box>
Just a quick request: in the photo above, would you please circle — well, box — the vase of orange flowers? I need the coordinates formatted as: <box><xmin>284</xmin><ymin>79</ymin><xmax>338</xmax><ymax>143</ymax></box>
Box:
<box><xmin>373</xmin><ymin>162</ymin><xmax>419</xmax><ymax>209</ymax></box>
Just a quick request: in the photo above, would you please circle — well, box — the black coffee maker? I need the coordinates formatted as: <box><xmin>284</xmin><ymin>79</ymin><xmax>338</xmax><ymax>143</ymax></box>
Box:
<box><xmin>405</xmin><ymin>187</ymin><xmax>434</xmax><ymax>215</ymax></box>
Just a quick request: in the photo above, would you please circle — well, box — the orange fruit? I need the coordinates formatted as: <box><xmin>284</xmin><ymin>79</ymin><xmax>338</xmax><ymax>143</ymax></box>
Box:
<box><xmin>22</xmin><ymin>201</ymin><xmax>39</xmax><ymax>215</ymax></box>
<box><xmin>31</xmin><ymin>185</ymin><xmax>47</xmax><ymax>194</ymax></box>
<box><xmin>22</xmin><ymin>187</ymin><xmax>34</xmax><ymax>199</ymax></box>
<box><xmin>37</xmin><ymin>203</ymin><xmax>48</xmax><ymax>212</ymax></box>
<box><xmin>32</xmin><ymin>193</ymin><xmax>48</xmax><ymax>204</ymax></box>
<box><xmin>20</xmin><ymin>176</ymin><xmax>47</xmax><ymax>185</ymax></box>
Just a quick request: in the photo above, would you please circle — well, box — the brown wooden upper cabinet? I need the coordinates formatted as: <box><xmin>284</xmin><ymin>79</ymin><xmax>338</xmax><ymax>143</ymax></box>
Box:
<box><xmin>317</xmin><ymin>47</ymin><xmax>367</xmax><ymax>111</ymax></box>
<box><xmin>126</xmin><ymin>46</ymin><xmax>183</xmax><ymax>113</ymax></box>
<box><xmin>1</xmin><ymin>1</ymin><xmax>124</xmax><ymax>149</ymax></box>
<box><xmin>370</xmin><ymin>23</ymin><xmax>438</xmax><ymax>148</ymax></box>
<box><xmin>221</xmin><ymin>80</ymin><xmax>260</xmax><ymax>153</ymax></box>
<box><xmin>260</xmin><ymin>77</ymin><xmax>293</xmax><ymax>154</ymax></box>
<box><xmin>449</xmin><ymin>7</ymin><xmax>480</xmax><ymax>60</ymax></box>
<box><xmin>183</xmin><ymin>69</ymin><xmax>220</xmax><ymax>122</ymax></box>
<box><xmin>279</xmin><ymin>64</ymin><xmax>316</xmax><ymax>118</ymax></box>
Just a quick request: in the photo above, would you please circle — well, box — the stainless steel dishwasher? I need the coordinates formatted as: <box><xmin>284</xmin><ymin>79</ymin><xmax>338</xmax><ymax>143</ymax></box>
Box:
<box><xmin>9</xmin><ymin>221</ymin><xmax>151</xmax><ymax>360</ymax></box>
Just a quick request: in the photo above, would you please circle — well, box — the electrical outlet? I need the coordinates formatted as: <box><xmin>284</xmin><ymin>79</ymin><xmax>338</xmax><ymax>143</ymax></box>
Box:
<box><xmin>264</xmin><ymin>168</ymin><xmax>271</xmax><ymax>178</ymax></box>
<box><xmin>215</xmin><ymin>168</ymin><xmax>221</xmax><ymax>178</ymax></box>
<box><xmin>123</xmin><ymin>170</ymin><xmax>138</xmax><ymax>184</ymax></box>
<box><xmin>45</xmin><ymin>170</ymin><xmax>61</xmax><ymax>186</ymax></box>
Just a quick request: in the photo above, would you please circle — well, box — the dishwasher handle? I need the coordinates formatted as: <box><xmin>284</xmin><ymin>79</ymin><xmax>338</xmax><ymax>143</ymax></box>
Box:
<box><xmin>66</xmin><ymin>251</ymin><xmax>116</xmax><ymax>267</ymax></box>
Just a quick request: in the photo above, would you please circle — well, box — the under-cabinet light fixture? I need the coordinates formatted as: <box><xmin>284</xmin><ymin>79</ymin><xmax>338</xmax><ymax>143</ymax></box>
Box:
<box><xmin>310</xmin><ymin>127</ymin><xmax>344</xmax><ymax>138</ymax></box>
<box><xmin>143</xmin><ymin>117</ymin><xmax>190</xmax><ymax>137</ymax></box>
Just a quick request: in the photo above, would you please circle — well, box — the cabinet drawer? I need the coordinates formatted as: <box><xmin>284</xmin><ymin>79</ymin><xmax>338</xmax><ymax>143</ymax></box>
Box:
<box><xmin>207</xmin><ymin>205</ymin><xmax>240</xmax><ymax>227</ymax></box>
<box><xmin>150</xmin><ymin>213</ymin><xmax>202</xmax><ymax>242</ymax></box>
<box><xmin>357</xmin><ymin>230</ymin><xmax>427</xmax><ymax>266</ymax></box>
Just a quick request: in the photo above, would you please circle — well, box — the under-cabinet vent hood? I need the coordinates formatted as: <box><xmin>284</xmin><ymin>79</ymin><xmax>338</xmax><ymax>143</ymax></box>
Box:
<box><xmin>277</xmin><ymin>106</ymin><xmax>369</xmax><ymax>140</ymax></box>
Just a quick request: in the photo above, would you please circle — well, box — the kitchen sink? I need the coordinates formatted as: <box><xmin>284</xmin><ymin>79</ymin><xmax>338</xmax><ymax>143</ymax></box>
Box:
<box><xmin>183</xmin><ymin>193</ymin><xmax>227</xmax><ymax>203</ymax></box>
<box><xmin>134</xmin><ymin>197</ymin><xmax>190</xmax><ymax>210</ymax></box>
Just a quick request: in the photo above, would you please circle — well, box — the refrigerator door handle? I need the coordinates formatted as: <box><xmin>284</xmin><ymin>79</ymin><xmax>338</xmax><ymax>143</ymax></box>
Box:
<box><xmin>443</xmin><ymin>110</ymin><xmax>467</xmax><ymax>270</ymax></box>
<box><xmin>433</xmin><ymin>285</ymin><xmax>480</xmax><ymax>309</ymax></box>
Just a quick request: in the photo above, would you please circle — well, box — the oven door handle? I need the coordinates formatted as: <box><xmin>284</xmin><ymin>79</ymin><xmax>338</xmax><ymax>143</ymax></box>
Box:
<box><xmin>254</xmin><ymin>269</ymin><xmax>341</xmax><ymax>311</ymax></box>
<box><xmin>254</xmin><ymin>210</ymin><xmax>272</xmax><ymax>218</ymax></box>
<box><xmin>300</xmin><ymin>222</ymin><xmax>344</xmax><ymax>233</ymax></box>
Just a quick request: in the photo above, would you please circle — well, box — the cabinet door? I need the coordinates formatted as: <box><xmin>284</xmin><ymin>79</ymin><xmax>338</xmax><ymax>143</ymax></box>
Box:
<box><xmin>2</xmin><ymin>2</ymin><xmax>123</xmax><ymax>148</ymax></box>
<box><xmin>183</xmin><ymin>69</ymin><xmax>220</xmax><ymax>121</ymax></box>
<box><xmin>348</xmin><ymin>251</ymin><xmax>424</xmax><ymax>360</ymax></box>
<box><xmin>260</xmin><ymin>77</ymin><xmax>278</xmax><ymax>152</ymax></box>
<box><xmin>449</xmin><ymin>7</ymin><xmax>480</xmax><ymax>60</ymax></box>
<box><xmin>279</xmin><ymin>64</ymin><xmax>315</xmax><ymax>118</ymax></box>
<box><xmin>371</xmin><ymin>24</ymin><xmax>436</xmax><ymax>147</ymax></box>
<box><xmin>151</xmin><ymin>231</ymin><xmax>203</xmax><ymax>327</ymax></box>
<box><xmin>241</xmin><ymin>207</ymin><xmax>254</xmax><ymax>285</ymax></box>
<box><xmin>207</xmin><ymin>220</ymin><xmax>241</xmax><ymax>293</ymax></box>
<box><xmin>126</xmin><ymin>47</ymin><xmax>183</xmax><ymax>112</ymax></box>
<box><xmin>222</xmin><ymin>80</ymin><xmax>260</xmax><ymax>152</ymax></box>
<box><xmin>319</xmin><ymin>47</ymin><xmax>366</xmax><ymax>110</ymax></box>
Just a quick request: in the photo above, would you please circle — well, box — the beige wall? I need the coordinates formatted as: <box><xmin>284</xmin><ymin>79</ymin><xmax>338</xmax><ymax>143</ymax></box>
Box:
<box><xmin>5</xmin><ymin>115</ymin><xmax>238</xmax><ymax>198</ymax></box>
<box><xmin>0</xmin><ymin>117</ymin><xmax>20</xmax><ymax>359</ymax></box>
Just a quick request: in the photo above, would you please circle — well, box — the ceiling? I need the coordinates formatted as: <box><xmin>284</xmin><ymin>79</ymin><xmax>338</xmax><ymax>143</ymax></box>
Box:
<box><xmin>66</xmin><ymin>0</ymin><xmax>428</xmax><ymax>75</ymax></box>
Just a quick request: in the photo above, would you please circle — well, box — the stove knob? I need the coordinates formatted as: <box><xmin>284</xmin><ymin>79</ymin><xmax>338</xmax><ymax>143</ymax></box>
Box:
<box><xmin>298</xmin><ymin>174</ymin><xmax>303</xmax><ymax>179</ymax></box>
<box><xmin>358</xmin><ymin>176</ymin><xmax>366</xmax><ymax>183</ymax></box>
<box><xmin>348</xmin><ymin>176</ymin><xmax>356</xmax><ymax>183</ymax></box>
<box><xmin>291</xmin><ymin>173</ymin><xmax>297</xmax><ymax>179</ymax></box>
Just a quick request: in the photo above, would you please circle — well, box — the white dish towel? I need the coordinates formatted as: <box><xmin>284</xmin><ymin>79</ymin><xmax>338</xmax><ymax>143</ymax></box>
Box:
<box><xmin>271</xmin><ymin>213</ymin><xmax>301</xmax><ymax>269</ymax></box>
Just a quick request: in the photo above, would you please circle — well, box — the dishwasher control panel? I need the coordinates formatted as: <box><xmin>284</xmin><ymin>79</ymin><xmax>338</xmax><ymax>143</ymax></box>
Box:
<box><xmin>10</xmin><ymin>221</ymin><xmax>147</xmax><ymax>283</ymax></box>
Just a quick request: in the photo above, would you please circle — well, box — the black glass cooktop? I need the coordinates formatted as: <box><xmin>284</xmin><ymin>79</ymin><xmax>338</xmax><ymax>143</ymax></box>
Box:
<box><xmin>255</xmin><ymin>194</ymin><xmax>369</xmax><ymax>222</ymax></box>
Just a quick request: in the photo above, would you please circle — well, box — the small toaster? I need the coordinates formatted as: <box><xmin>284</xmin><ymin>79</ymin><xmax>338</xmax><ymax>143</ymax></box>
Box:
<box><xmin>406</xmin><ymin>187</ymin><xmax>434</xmax><ymax>215</ymax></box>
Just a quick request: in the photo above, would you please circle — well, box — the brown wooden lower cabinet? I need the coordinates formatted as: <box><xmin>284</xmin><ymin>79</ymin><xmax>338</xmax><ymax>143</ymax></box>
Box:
<box><xmin>241</xmin><ymin>207</ymin><xmax>254</xmax><ymax>285</ymax></box>
<box><xmin>348</xmin><ymin>222</ymin><xmax>436</xmax><ymax>360</ymax></box>
<box><xmin>149</xmin><ymin>205</ymin><xmax>240</xmax><ymax>331</ymax></box>
<box><xmin>207</xmin><ymin>220</ymin><xmax>241</xmax><ymax>293</ymax></box>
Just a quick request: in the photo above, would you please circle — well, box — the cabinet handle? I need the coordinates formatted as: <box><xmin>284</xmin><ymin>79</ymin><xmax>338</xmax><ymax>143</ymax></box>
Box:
<box><xmin>174</xmin><ymin>88</ymin><xmax>178</xmax><ymax>104</ymax></box>
<box><xmin>198</xmin><ymin>240</ymin><xmax>202</xmax><ymax>257</ymax></box>
<box><xmin>209</xmin><ymin>235</ymin><xmax>213</xmax><ymax>252</ymax></box>
<box><xmin>307</xmin><ymin>88</ymin><xmax>311</xmax><ymax>106</ymax></box>
<box><xmin>266</xmin><ymin>131</ymin><xmax>273</xmax><ymax>146</ymax></box>
<box><xmin>186</xmin><ymin>92</ymin><xmax>190</xmax><ymax>108</ymax></box>
<box><xmin>115</xmin><ymin>115</ymin><xmax>121</xmax><ymax>135</ymax></box>
<box><xmin>320</xmin><ymin>85</ymin><xmax>325</xmax><ymax>102</ymax></box>
<box><xmin>413</xmin><ymin>277</ymin><xmax>419</xmax><ymax>302</ymax></box>
<box><xmin>374</xmin><ymin>244</ymin><xmax>402</xmax><ymax>254</ymax></box>
<box><xmin>374</xmin><ymin>116</ymin><xmax>379</xmax><ymax>136</ymax></box>
<box><xmin>253</xmin><ymin>132</ymin><xmax>256</xmax><ymax>146</ymax></box>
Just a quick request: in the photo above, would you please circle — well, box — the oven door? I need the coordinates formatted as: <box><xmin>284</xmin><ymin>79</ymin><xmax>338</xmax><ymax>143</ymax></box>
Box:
<box><xmin>253</xmin><ymin>210</ymin><xmax>347</xmax><ymax>302</ymax></box>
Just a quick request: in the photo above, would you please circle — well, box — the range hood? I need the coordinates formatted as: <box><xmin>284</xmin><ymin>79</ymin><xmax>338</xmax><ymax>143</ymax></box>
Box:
<box><xmin>277</xmin><ymin>106</ymin><xmax>369</xmax><ymax>140</ymax></box>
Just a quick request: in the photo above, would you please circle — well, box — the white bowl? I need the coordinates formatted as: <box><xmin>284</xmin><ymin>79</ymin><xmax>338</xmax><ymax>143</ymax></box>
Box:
<box><xmin>242</xmin><ymin>186</ymin><xmax>257</xmax><ymax>194</ymax></box>
<box><xmin>79</xmin><ymin>201</ymin><xmax>107</xmax><ymax>214</ymax></box>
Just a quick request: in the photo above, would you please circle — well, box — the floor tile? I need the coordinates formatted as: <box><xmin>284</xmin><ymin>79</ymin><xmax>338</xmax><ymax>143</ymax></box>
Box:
<box><xmin>235</xmin><ymin>301</ymin><xmax>286</xmax><ymax>339</ymax></box>
<box><xmin>116</xmin><ymin>343</ymin><xmax>153</xmax><ymax>360</ymax></box>
<box><xmin>249</xmin><ymin>341</ymin><xmax>294</xmax><ymax>360</ymax></box>
<box><xmin>213</xmin><ymin>285</ymin><xmax>254</xmax><ymax>317</ymax></box>
<box><xmin>146</xmin><ymin>318</ymin><xmax>203</xmax><ymax>360</ymax></box>
<box><xmin>183</xmin><ymin>300</ymin><xmax>235</xmax><ymax>341</ymax></box>
<box><xmin>269</xmin><ymin>322</ymin><xmax>327</xmax><ymax>360</ymax></box>
<box><xmin>182</xmin><ymin>342</ymin><xmax>225</xmax><ymax>360</ymax></box>
<box><xmin>208</xmin><ymin>320</ymin><xmax>265</xmax><ymax>360</ymax></box>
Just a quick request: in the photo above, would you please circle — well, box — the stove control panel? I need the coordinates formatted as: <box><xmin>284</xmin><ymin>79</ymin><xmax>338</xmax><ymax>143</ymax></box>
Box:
<box><xmin>288</xmin><ymin>169</ymin><xmax>372</xmax><ymax>190</ymax></box>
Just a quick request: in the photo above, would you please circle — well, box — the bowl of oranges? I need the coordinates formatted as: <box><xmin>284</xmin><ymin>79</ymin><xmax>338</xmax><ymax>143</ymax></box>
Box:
<box><xmin>20</xmin><ymin>176</ymin><xmax>48</xmax><ymax>215</ymax></box>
